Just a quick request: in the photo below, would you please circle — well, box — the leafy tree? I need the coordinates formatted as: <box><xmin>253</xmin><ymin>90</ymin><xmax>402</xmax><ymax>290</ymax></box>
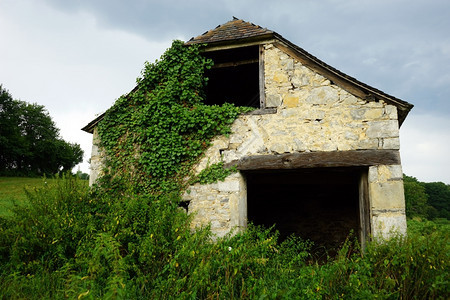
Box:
<box><xmin>403</xmin><ymin>175</ymin><xmax>450</xmax><ymax>220</ymax></box>
<box><xmin>0</xmin><ymin>85</ymin><xmax>83</xmax><ymax>176</ymax></box>
<box><xmin>424</xmin><ymin>181</ymin><xmax>450</xmax><ymax>219</ymax></box>
<box><xmin>403</xmin><ymin>175</ymin><xmax>432</xmax><ymax>219</ymax></box>
<box><xmin>0</xmin><ymin>87</ymin><xmax>25</xmax><ymax>171</ymax></box>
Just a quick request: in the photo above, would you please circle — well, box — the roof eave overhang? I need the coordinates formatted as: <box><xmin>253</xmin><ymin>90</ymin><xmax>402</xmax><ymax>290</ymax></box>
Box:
<box><xmin>81</xmin><ymin>85</ymin><xmax>140</xmax><ymax>134</ymax></box>
<box><xmin>81</xmin><ymin>112</ymin><xmax>105</xmax><ymax>134</ymax></box>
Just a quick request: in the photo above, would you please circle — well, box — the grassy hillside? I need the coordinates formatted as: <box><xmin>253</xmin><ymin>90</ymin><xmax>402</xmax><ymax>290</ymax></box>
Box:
<box><xmin>0</xmin><ymin>177</ymin><xmax>45</xmax><ymax>216</ymax></box>
<box><xmin>0</xmin><ymin>177</ymin><xmax>87</xmax><ymax>217</ymax></box>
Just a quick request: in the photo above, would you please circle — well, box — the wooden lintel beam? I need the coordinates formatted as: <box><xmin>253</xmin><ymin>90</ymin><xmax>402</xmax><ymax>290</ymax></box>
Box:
<box><xmin>199</xmin><ymin>37</ymin><xmax>277</xmax><ymax>52</ymax></box>
<box><xmin>212</xmin><ymin>58</ymin><xmax>259</xmax><ymax>69</ymax></box>
<box><xmin>224</xmin><ymin>150</ymin><xmax>400</xmax><ymax>170</ymax></box>
<box><xmin>243</xmin><ymin>108</ymin><xmax>276</xmax><ymax>115</ymax></box>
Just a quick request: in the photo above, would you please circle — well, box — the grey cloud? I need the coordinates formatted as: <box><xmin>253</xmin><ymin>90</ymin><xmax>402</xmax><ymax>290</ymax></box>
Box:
<box><xmin>400</xmin><ymin>113</ymin><xmax>450</xmax><ymax>184</ymax></box>
<box><xmin>42</xmin><ymin>0</ymin><xmax>232</xmax><ymax>41</ymax></box>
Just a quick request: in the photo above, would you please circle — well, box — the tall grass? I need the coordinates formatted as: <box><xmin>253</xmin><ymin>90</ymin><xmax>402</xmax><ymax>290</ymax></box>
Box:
<box><xmin>0</xmin><ymin>176</ymin><xmax>448</xmax><ymax>299</ymax></box>
<box><xmin>0</xmin><ymin>177</ymin><xmax>56</xmax><ymax>216</ymax></box>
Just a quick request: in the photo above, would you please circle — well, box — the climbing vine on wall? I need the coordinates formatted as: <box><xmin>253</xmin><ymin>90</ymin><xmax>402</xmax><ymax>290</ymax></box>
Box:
<box><xmin>97</xmin><ymin>40</ymin><xmax>251</xmax><ymax>197</ymax></box>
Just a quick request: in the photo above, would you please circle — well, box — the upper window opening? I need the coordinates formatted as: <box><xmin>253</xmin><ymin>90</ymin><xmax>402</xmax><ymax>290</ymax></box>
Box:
<box><xmin>203</xmin><ymin>46</ymin><xmax>261</xmax><ymax>108</ymax></box>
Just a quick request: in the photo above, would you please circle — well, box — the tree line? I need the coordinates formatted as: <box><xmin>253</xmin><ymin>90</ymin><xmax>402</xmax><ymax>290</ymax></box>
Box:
<box><xmin>404</xmin><ymin>175</ymin><xmax>450</xmax><ymax>220</ymax></box>
<box><xmin>0</xmin><ymin>85</ymin><xmax>83</xmax><ymax>176</ymax></box>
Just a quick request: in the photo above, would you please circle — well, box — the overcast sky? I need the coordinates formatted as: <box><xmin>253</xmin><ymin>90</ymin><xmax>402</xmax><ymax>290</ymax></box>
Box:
<box><xmin>1</xmin><ymin>0</ymin><xmax>449</xmax><ymax>183</ymax></box>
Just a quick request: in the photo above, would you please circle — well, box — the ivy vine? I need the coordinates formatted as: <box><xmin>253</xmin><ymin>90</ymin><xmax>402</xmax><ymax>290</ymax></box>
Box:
<box><xmin>96</xmin><ymin>40</ymin><xmax>251</xmax><ymax>198</ymax></box>
<box><xmin>191</xmin><ymin>162</ymin><xmax>238</xmax><ymax>185</ymax></box>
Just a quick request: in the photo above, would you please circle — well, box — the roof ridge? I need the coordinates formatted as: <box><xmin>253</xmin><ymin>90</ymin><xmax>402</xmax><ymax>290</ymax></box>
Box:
<box><xmin>186</xmin><ymin>17</ymin><xmax>274</xmax><ymax>45</ymax></box>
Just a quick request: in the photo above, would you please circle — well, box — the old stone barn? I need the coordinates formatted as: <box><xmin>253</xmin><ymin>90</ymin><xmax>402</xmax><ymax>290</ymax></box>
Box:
<box><xmin>83</xmin><ymin>18</ymin><xmax>413</xmax><ymax>249</ymax></box>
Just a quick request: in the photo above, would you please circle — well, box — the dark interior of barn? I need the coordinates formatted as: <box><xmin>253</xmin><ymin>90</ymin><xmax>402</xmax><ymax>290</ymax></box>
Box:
<box><xmin>246</xmin><ymin>168</ymin><xmax>361</xmax><ymax>255</ymax></box>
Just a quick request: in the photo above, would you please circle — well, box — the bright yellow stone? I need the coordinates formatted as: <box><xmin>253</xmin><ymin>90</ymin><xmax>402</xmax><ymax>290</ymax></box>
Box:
<box><xmin>284</xmin><ymin>95</ymin><xmax>299</xmax><ymax>108</ymax></box>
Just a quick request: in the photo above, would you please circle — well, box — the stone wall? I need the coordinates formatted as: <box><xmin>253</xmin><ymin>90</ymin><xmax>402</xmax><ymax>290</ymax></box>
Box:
<box><xmin>88</xmin><ymin>127</ymin><xmax>104</xmax><ymax>186</ymax></box>
<box><xmin>182</xmin><ymin>172</ymin><xmax>247</xmax><ymax>238</ymax></box>
<box><xmin>183</xmin><ymin>43</ymin><xmax>407</xmax><ymax>239</ymax></box>
<box><xmin>368</xmin><ymin>164</ymin><xmax>407</xmax><ymax>238</ymax></box>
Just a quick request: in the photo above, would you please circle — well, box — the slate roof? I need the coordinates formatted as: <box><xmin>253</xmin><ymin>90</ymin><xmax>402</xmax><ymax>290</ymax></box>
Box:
<box><xmin>186</xmin><ymin>17</ymin><xmax>273</xmax><ymax>45</ymax></box>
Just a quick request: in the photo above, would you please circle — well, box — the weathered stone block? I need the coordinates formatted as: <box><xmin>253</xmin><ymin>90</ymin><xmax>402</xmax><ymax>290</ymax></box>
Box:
<box><xmin>368</xmin><ymin>166</ymin><xmax>378</xmax><ymax>183</ymax></box>
<box><xmin>302</xmin><ymin>108</ymin><xmax>326</xmax><ymax>120</ymax></box>
<box><xmin>91</xmin><ymin>144</ymin><xmax>101</xmax><ymax>156</ymax></box>
<box><xmin>369</xmin><ymin>165</ymin><xmax>402</xmax><ymax>183</ymax></box>
<box><xmin>211</xmin><ymin>135</ymin><xmax>230</xmax><ymax>149</ymax></box>
<box><xmin>229</xmin><ymin>134</ymin><xmax>243</xmax><ymax>144</ymax></box>
<box><xmin>222</xmin><ymin>150</ymin><xmax>239</xmax><ymax>163</ymax></box>
<box><xmin>293</xmin><ymin>138</ymin><xmax>306</xmax><ymax>152</ymax></box>
<box><xmin>292</xmin><ymin>71</ymin><xmax>310</xmax><ymax>88</ymax></box>
<box><xmin>266</xmin><ymin>94</ymin><xmax>282</xmax><ymax>107</ymax></box>
<box><xmin>269</xmin><ymin>143</ymin><xmax>291</xmax><ymax>154</ymax></box>
<box><xmin>356</xmin><ymin>138</ymin><xmax>379</xmax><ymax>150</ymax></box>
<box><xmin>283</xmin><ymin>94</ymin><xmax>299</xmax><ymax>108</ymax></box>
<box><xmin>371</xmin><ymin>212</ymin><xmax>407</xmax><ymax>239</ymax></box>
<box><xmin>337</xmin><ymin>143</ymin><xmax>352</xmax><ymax>151</ymax></box>
<box><xmin>305</xmin><ymin>86</ymin><xmax>339</xmax><ymax>105</ymax></box>
<box><xmin>340</xmin><ymin>94</ymin><xmax>359</xmax><ymax>105</ymax></box>
<box><xmin>273</xmin><ymin>71</ymin><xmax>289</xmax><ymax>83</ymax></box>
<box><xmin>386</xmin><ymin>164</ymin><xmax>403</xmax><ymax>179</ymax></box>
<box><xmin>370</xmin><ymin>181</ymin><xmax>405</xmax><ymax>209</ymax></box>
<box><xmin>237</xmin><ymin>136</ymin><xmax>266</xmax><ymax>155</ymax></box>
<box><xmin>366</xmin><ymin>120</ymin><xmax>399</xmax><ymax>138</ymax></box>
<box><xmin>344</xmin><ymin>131</ymin><xmax>359</xmax><ymax>141</ymax></box>
<box><xmin>385</xmin><ymin>105</ymin><xmax>398</xmax><ymax>119</ymax></box>
<box><xmin>217</xmin><ymin>180</ymin><xmax>240</xmax><ymax>192</ymax></box>
<box><xmin>364</xmin><ymin>108</ymin><xmax>384</xmax><ymax>120</ymax></box>
<box><xmin>321</xmin><ymin>143</ymin><xmax>338</xmax><ymax>151</ymax></box>
<box><xmin>382</xmin><ymin>138</ymin><xmax>400</xmax><ymax>150</ymax></box>
<box><xmin>377</xmin><ymin>165</ymin><xmax>393</xmax><ymax>182</ymax></box>
<box><xmin>281</xmin><ymin>57</ymin><xmax>294</xmax><ymax>70</ymax></box>
<box><xmin>350</xmin><ymin>108</ymin><xmax>366</xmax><ymax>120</ymax></box>
<box><xmin>366</xmin><ymin>101</ymin><xmax>384</xmax><ymax>108</ymax></box>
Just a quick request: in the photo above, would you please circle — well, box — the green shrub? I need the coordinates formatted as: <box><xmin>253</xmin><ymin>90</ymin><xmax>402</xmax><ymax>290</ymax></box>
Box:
<box><xmin>0</xmin><ymin>175</ymin><xmax>91</xmax><ymax>298</ymax></box>
<box><xmin>1</xmin><ymin>179</ymin><xmax>449</xmax><ymax>298</ymax></box>
<box><xmin>365</xmin><ymin>232</ymin><xmax>449</xmax><ymax>298</ymax></box>
<box><xmin>0</xmin><ymin>175</ymin><xmax>91</xmax><ymax>271</ymax></box>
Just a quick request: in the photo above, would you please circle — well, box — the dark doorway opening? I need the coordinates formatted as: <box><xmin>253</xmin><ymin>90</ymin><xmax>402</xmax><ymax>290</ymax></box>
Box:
<box><xmin>246</xmin><ymin>168</ymin><xmax>362</xmax><ymax>255</ymax></box>
<box><xmin>203</xmin><ymin>46</ymin><xmax>260</xmax><ymax>108</ymax></box>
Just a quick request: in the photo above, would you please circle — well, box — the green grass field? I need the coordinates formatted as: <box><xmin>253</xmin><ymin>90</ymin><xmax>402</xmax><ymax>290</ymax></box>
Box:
<box><xmin>0</xmin><ymin>177</ymin><xmax>57</xmax><ymax>217</ymax></box>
